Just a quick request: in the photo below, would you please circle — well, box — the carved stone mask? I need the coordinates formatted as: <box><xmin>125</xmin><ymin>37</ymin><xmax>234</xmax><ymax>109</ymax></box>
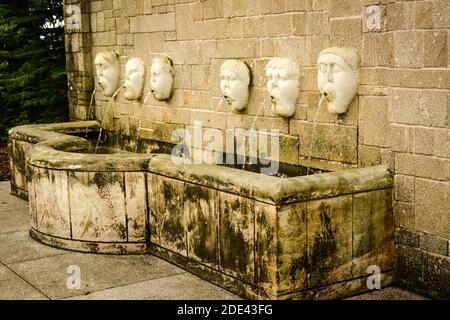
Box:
<box><xmin>266</xmin><ymin>58</ymin><xmax>299</xmax><ymax>118</ymax></box>
<box><xmin>150</xmin><ymin>57</ymin><xmax>174</xmax><ymax>101</ymax></box>
<box><xmin>124</xmin><ymin>57</ymin><xmax>145</xmax><ymax>100</ymax></box>
<box><xmin>317</xmin><ymin>47</ymin><xmax>359</xmax><ymax>114</ymax></box>
<box><xmin>94</xmin><ymin>52</ymin><xmax>119</xmax><ymax>97</ymax></box>
<box><xmin>220</xmin><ymin>60</ymin><xmax>250</xmax><ymax>112</ymax></box>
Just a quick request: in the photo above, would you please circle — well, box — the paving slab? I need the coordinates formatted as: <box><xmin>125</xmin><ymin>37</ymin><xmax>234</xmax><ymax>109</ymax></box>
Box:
<box><xmin>8</xmin><ymin>252</ymin><xmax>186</xmax><ymax>299</ymax></box>
<box><xmin>0</xmin><ymin>181</ymin><xmax>10</xmax><ymax>192</ymax></box>
<box><xmin>346</xmin><ymin>287</ymin><xmax>429</xmax><ymax>300</ymax></box>
<box><xmin>0</xmin><ymin>207</ymin><xmax>30</xmax><ymax>234</ymax></box>
<box><xmin>0</xmin><ymin>265</ymin><xmax>48</xmax><ymax>300</ymax></box>
<box><xmin>0</xmin><ymin>230</ymin><xmax>67</xmax><ymax>264</ymax></box>
<box><xmin>0</xmin><ymin>181</ymin><xmax>430</xmax><ymax>300</ymax></box>
<box><xmin>0</xmin><ymin>189</ymin><xmax>28</xmax><ymax>212</ymax></box>
<box><xmin>66</xmin><ymin>272</ymin><xmax>240</xmax><ymax>300</ymax></box>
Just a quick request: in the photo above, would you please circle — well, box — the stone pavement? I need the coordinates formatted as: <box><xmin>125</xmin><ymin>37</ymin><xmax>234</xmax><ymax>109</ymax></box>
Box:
<box><xmin>0</xmin><ymin>181</ymin><xmax>427</xmax><ymax>300</ymax></box>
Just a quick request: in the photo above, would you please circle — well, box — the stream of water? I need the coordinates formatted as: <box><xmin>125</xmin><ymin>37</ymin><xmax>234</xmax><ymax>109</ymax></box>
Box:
<box><xmin>85</xmin><ymin>85</ymin><xmax>99</xmax><ymax>139</ymax></box>
<box><xmin>134</xmin><ymin>118</ymin><xmax>142</xmax><ymax>153</ymax></box>
<box><xmin>242</xmin><ymin>95</ymin><xmax>268</xmax><ymax>170</ymax></box>
<box><xmin>306</xmin><ymin>94</ymin><xmax>325</xmax><ymax>176</ymax></box>
<box><xmin>95</xmin><ymin>88</ymin><xmax>119</xmax><ymax>154</ymax></box>
<box><xmin>132</xmin><ymin>91</ymin><xmax>153</xmax><ymax>153</ymax></box>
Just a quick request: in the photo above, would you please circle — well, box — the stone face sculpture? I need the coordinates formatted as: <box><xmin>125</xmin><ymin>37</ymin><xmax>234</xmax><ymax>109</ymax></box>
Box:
<box><xmin>220</xmin><ymin>59</ymin><xmax>250</xmax><ymax>112</ymax></box>
<box><xmin>317</xmin><ymin>47</ymin><xmax>360</xmax><ymax>114</ymax></box>
<box><xmin>266</xmin><ymin>58</ymin><xmax>300</xmax><ymax>118</ymax></box>
<box><xmin>94</xmin><ymin>52</ymin><xmax>120</xmax><ymax>97</ymax></box>
<box><xmin>124</xmin><ymin>57</ymin><xmax>145</xmax><ymax>100</ymax></box>
<box><xmin>150</xmin><ymin>57</ymin><xmax>174</xmax><ymax>101</ymax></box>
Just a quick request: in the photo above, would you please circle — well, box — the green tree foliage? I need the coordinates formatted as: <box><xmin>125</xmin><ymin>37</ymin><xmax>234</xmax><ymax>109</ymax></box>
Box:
<box><xmin>0</xmin><ymin>0</ymin><xmax>68</xmax><ymax>142</ymax></box>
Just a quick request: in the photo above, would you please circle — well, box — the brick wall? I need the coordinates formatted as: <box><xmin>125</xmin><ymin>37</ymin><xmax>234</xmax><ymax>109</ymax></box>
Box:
<box><xmin>64</xmin><ymin>1</ymin><xmax>93</xmax><ymax>120</ymax></box>
<box><xmin>63</xmin><ymin>0</ymin><xmax>449</xmax><ymax>298</ymax></box>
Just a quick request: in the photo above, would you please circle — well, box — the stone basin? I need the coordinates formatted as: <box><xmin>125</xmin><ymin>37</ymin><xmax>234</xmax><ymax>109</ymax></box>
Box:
<box><xmin>8</xmin><ymin>121</ymin><xmax>395</xmax><ymax>299</ymax></box>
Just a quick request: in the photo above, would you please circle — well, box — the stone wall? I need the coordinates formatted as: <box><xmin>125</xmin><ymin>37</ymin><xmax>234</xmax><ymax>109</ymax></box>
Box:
<box><xmin>63</xmin><ymin>0</ymin><xmax>449</xmax><ymax>298</ymax></box>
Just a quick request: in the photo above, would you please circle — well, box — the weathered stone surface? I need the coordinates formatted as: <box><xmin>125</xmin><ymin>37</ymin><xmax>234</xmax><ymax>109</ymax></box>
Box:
<box><xmin>149</xmin><ymin>156</ymin><xmax>392</xmax><ymax>206</ymax></box>
<box><xmin>393</xmin><ymin>201</ymin><xmax>415</xmax><ymax>230</ymax></box>
<box><xmin>8</xmin><ymin>121</ymin><xmax>100</xmax><ymax>197</ymax></box>
<box><xmin>186</xmin><ymin>183</ymin><xmax>217</xmax><ymax>268</ymax></box>
<box><xmin>427</xmin><ymin>253</ymin><xmax>450</xmax><ymax>299</ymax></box>
<box><xmin>148</xmin><ymin>174</ymin><xmax>187</xmax><ymax>255</ymax></box>
<box><xmin>390</xmin><ymin>88</ymin><xmax>421</xmax><ymax>125</ymax></box>
<box><xmin>255</xmin><ymin>201</ymin><xmax>278</xmax><ymax>295</ymax></box>
<box><xmin>32</xmin><ymin>167</ymin><xmax>71</xmax><ymax>239</ymax></box>
<box><xmin>352</xmin><ymin>189</ymin><xmax>394</xmax><ymax>276</ymax></box>
<box><xmin>419</xmin><ymin>232</ymin><xmax>449</xmax><ymax>256</ymax></box>
<box><xmin>415</xmin><ymin>178</ymin><xmax>450</xmax><ymax>239</ymax></box>
<box><xmin>27</xmin><ymin>175</ymin><xmax>38</xmax><ymax>230</ymax></box>
<box><xmin>218</xmin><ymin>192</ymin><xmax>254</xmax><ymax>283</ymax></box>
<box><xmin>29</xmin><ymin>229</ymin><xmax>147</xmax><ymax>254</ymax></box>
<box><xmin>296</xmin><ymin>122</ymin><xmax>358</xmax><ymax>164</ymax></box>
<box><xmin>423</xmin><ymin>30</ymin><xmax>448</xmax><ymax>68</ymax></box>
<box><xmin>397</xmin><ymin>228</ymin><xmax>419</xmax><ymax>248</ymax></box>
<box><xmin>125</xmin><ymin>172</ymin><xmax>147</xmax><ymax>242</ymax></box>
<box><xmin>420</xmin><ymin>90</ymin><xmax>448</xmax><ymax>128</ymax></box>
<box><xmin>307</xmin><ymin>195</ymin><xmax>353</xmax><ymax>287</ymax></box>
<box><xmin>286</xmin><ymin>272</ymin><xmax>395</xmax><ymax>300</ymax></box>
<box><xmin>130</xmin><ymin>12</ymin><xmax>176</xmax><ymax>33</ymax></box>
<box><xmin>395</xmin><ymin>153</ymin><xmax>449</xmax><ymax>181</ymax></box>
<box><xmin>149</xmin><ymin>243</ymin><xmax>265</xmax><ymax>300</ymax></box>
<box><xmin>396</xmin><ymin>245</ymin><xmax>428</xmax><ymax>295</ymax></box>
<box><xmin>361</xmin><ymin>96</ymin><xmax>389</xmax><ymax>147</ymax></box>
<box><xmin>394</xmin><ymin>31</ymin><xmax>424</xmax><ymax>68</ymax></box>
<box><xmin>276</xmin><ymin>202</ymin><xmax>308</xmax><ymax>293</ymax></box>
<box><xmin>8</xmin><ymin>139</ymin><xmax>31</xmax><ymax>196</ymax></box>
<box><xmin>394</xmin><ymin>174</ymin><xmax>414</xmax><ymax>202</ymax></box>
<box><xmin>69</xmin><ymin>171</ymin><xmax>127</xmax><ymax>242</ymax></box>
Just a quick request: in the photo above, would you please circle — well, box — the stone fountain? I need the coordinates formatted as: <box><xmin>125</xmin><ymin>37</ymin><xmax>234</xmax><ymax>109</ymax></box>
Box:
<box><xmin>8</xmin><ymin>48</ymin><xmax>394</xmax><ymax>300</ymax></box>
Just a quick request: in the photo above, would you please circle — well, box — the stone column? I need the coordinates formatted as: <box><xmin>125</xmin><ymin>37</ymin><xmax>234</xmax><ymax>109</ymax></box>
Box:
<box><xmin>63</xmin><ymin>0</ymin><xmax>93</xmax><ymax>120</ymax></box>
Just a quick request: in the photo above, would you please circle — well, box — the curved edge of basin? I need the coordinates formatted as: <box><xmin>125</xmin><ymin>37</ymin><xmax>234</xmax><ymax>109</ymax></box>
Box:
<box><xmin>8</xmin><ymin>121</ymin><xmax>102</xmax><ymax>199</ymax></box>
<box><xmin>8</xmin><ymin>121</ymin><xmax>100</xmax><ymax>144</ymax></box>
<box><xmin>29</xmin><ymin>229</ymin><xmax>147</xmax><ymax>254</ymax></box>
<box><xmin>12</xmin><ymin>121</ymin><xmax>151</xmax><ymax>254</ymax></box>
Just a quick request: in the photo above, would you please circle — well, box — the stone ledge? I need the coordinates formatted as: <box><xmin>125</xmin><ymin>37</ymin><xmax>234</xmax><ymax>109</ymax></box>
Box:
<box><xmin>8</xmin><ymin>121</ymin><xmax>100</xmax><ymax>143</ymax></box>
<box><xmin>148</xmin><ymin>154</ymin><xmax>393</xmax><ymax>205</ymax></box>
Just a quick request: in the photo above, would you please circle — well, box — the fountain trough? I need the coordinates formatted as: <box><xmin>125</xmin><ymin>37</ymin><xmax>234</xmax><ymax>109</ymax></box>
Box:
<box><xmin>8</xmin><ymin>121</ymin><xmax>394</xmax><ymax>299</ymax></box>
